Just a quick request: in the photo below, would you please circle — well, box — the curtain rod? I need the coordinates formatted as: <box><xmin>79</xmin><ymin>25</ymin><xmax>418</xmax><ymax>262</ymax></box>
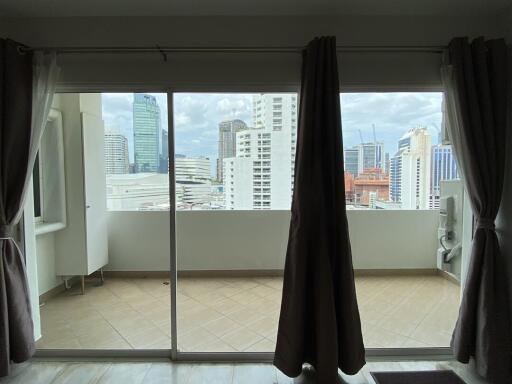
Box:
<box><xmin>19</xmin><ymin>45</ymin><xmax>446</xmax><ymax>54</ymax></box>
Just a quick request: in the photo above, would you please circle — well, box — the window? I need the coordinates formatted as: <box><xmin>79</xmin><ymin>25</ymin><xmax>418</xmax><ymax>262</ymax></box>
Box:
<box><xmin>33</xmin><ymin>153</ymin><xmax>43</xmax><ymax>221</ymax></box>
<box><xmin>341</xmin><ymin>92</ymin><xmax>459</xmax><ymax>210</ymax></box>
<box><xmin>174</xmin><ymin>93</ymin><xmax>298</xmax><ymax>210</ymax></box>
<box><xmin>102</xmin><ymin>93</ymin><xmax>169</xmax><ymax>211</ymax></box>
<box><xmin>32</xmin><ymin>109</ymin><xmax>67</xmax><ymax>234</ymax></box>
<box><xmin>103</xmin><ymin>92</ymin><xmax>456</xmax><ymax>212</ymax></box>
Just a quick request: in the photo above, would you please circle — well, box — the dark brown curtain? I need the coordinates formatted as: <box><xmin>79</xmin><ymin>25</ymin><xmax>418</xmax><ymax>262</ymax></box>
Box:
<box><xmin>0</xmin><ymin>39</ymin><xmax>35</xmax><ymax>376</ymax></box>
<box><xmin>274</xmin><ymin>36</ymin><xmax>365</xmax><ymax>383</ymax></box>
<box><xmin>446</xmin><ymin>37</ymin><xmax>511</xmax><ymax>383</ymax></box>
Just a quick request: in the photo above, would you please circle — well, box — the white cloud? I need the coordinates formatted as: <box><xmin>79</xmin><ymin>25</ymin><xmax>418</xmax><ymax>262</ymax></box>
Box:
<box><xmin>174</xmin><ymin>112</ymin><xmax>191</xmax><ymax>126</ymax></box>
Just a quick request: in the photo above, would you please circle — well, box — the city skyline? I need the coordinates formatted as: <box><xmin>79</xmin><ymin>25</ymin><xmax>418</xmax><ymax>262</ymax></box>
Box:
<box><xmin>102</xmin><ymin>92</ymin><xmax>456</xmax><ymax>211</ymax></box>
<box><xmin>102</xmin><ymin>93</ymin><xmax>168</xmax><ymax>164</ymax></box>
<box><xmin>102</xmin><ymin>92</ymin><xmax>444</xmax><ymax>178</ymax></box>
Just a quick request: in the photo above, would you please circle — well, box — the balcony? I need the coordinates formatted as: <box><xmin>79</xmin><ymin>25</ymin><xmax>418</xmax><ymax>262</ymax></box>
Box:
<box><xmin>36</xmin><ymin>210</ymin><xmax>461</xmax><ymax>351</ymax></box>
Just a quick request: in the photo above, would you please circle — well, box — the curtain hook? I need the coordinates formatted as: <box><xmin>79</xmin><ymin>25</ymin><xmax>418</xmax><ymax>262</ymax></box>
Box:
<box><xmin>156</xmin><ymin>44</ymin><xmax>168</xmax><ymax>62</ymax></box>
<box><xmin>16</xmin><ymin>45</ymin><xmax>29</xmax><ymax>55</ymax></box>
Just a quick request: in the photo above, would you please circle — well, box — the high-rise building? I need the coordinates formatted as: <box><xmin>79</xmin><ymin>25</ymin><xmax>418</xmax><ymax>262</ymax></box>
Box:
<box><xmin>252</xmin><ymin>93</ymin><xmax>298</xmax><ymax>187</ymax></box>
<box><xmin>344</xmin><ymin>148</ymin><xmax>359</xmax><ymax>176</ymax></box>
<box><xmin>390</xmin><ymin>127</ymin><xmax>432</xmax><ymax>209</ymax></box>
<box><xmin>430</xmin><ymin>144</ymin><xmax>459</xmax><ymax>208</ymax></box>
<box><xmin>384</xmin><ymin>152</ymin><xmax>390</xmax><ymax>173</ymax></box>
<box><xmin>252</xmin><ymin>94</ymin><xmax>298</xmax><ymax>132</ymax></box>
<box><xmin>217</xmin><ymin>119</ymin><xmax>248</xmax><ymax>182</ymax></box>
<box><xmin>175</xmin><ymin>155</ymin><xmax>212</xmax><ymax>205</ymax></box>
<box><xmin>223</xmin><ymin>94</ymin><xmax>298</xmax><ymax>210</ymax></box>
<box><xmin>104</xmin><ymin>128</ymin><xmax>129</xmax><ymax>174</ymax></box>
<box><xmin>344</xmin><ymin>142</ymin><xmax>384</xmax><ymax>178</ymax></box>
<box><xmin>390</xmin><ymin>131</ymin><xmax>414</xmax><ymax>203</ymax></box>
<box><xmin>344</xmin><ymin>171</ymin><xmax>355</xmax><ymax>203</ymax></box>
<box><xmin>357</xmin><ymin>142</ymin><xmax>384</xmax><ymax>174</ymax></box>
<box><xmin>159</xmin><ymin>130</ymin><xmax>169</xmax><ymax>173</ymax></box>
<box><xmin>389</xmin><ymin>155</ymin><xmax>402</xmax><ymax>203</ymax></box>
<box><xmin>353</xmin><ymin>168</ymin><xmax>389</xmax><ymax>207</ymax></box>
<box><xmin>133</xmin><ymin>93</ymin><xmax>161</xmax><ymax>173</ymax></box>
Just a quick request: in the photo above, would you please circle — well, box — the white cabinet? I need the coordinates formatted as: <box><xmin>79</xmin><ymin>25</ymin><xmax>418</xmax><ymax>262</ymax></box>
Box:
<box><xmin>55</xmin><ymin>94</ymin><xmax>108</xmax><ymax>288</ymax></box>
<box><xmin>82</xmin><ymin>112</ymin><xmax>109</xmax><ymax>275</ymax></box>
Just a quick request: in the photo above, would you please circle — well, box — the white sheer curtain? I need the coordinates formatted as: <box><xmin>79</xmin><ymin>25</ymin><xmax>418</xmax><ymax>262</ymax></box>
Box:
<box><xmin>441</xmin><ymin>60</ymin><xmax>468</xmax><ymax>183</ymax></box>
<box><xmin>0</xmin><ymin>41</ymin><xmax>60</xmax><ymax>377</ymax></box>
<box><xmin>15</xmin><ymin>52</ymin><xmax>60</xmax><ymax>224</ymax></box>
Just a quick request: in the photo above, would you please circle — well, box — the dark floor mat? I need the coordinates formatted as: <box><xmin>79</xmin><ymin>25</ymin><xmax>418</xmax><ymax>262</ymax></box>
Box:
<box><xmin>370</xmin><ymin>370</ymin><xmax>466</xmax><ymax>384</ymax></box>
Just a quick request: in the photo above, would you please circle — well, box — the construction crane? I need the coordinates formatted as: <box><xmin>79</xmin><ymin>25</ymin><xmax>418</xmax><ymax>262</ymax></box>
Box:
<box><xmin>358</xmin><ymin>129</ymin><xmax>364</xmax><ymax>144</ymax></box>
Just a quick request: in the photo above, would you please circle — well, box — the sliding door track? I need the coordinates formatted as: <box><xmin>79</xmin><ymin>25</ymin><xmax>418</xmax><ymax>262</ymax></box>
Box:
<box><xmin>34</xmin><ymin>347</ymin><xmax>454</xmax><ymax>362</ymax></box>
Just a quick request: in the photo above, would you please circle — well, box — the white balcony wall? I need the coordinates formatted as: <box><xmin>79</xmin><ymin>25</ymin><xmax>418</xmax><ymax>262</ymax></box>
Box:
<box><xmin>105</xmin><ymin>210</ymin><xmax>439</xmax><ymax>272</ymax></box>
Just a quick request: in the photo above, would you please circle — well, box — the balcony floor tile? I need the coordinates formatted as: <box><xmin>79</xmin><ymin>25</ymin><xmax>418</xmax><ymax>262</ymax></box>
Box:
<box><xmin>37</xmin><ymin>274</ymin><xmax>460</xmax><ymax>352</ymax></box>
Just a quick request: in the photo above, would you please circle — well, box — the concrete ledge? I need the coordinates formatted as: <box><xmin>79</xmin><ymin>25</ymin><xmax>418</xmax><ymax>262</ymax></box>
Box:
<box><xmin>98</xmin><ymin>270</ymin><xmax>283</xmax><ymax>278</ymax></box>
<box><xmin>97</xmin><ymin>268</ymin><xmax>446</xmax><ymax>278</ymax></box>
<box><xmin>354</xmin><ymin>268</ymin><xmax>438</xmax><ymax>276</ymax></box>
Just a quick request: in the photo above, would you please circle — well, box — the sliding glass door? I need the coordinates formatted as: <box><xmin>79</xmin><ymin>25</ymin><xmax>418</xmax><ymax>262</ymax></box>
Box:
<box><xmin>170</xmin><ymin>90</ymin><xmax>464</xmax><ymax>357</ymax></box>
<box><xmin>35</xmin><ymin>92</ymin><xmax>173</xmax><ymax>352</ymax></box>
<box><xmin>33</xmin><ymin>88</ymin><xmax>464</xmax><ymax>359</ymax></box>
<box><xmin>172</xmin><ymin>92</ymin><xmax>297</xmax><ymax>354</ymax></box>
<box><xmin>340</xmin><ymin>92</ymin><xmax>462</xmax><ymax>349</ymax></box>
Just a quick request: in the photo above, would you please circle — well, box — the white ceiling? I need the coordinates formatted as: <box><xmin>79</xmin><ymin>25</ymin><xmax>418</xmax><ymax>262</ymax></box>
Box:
<box><xmin>0</xmin><ymin>0</ymin><xmax>510</xmax><ymax>18</ymax></box>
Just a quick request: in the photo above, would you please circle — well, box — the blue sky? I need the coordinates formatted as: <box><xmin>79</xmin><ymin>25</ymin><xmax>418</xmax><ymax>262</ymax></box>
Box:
<box><xmin>102</xmin><ymin>92</ymin><xmax>443</xmax><ymax>173</ymax></box>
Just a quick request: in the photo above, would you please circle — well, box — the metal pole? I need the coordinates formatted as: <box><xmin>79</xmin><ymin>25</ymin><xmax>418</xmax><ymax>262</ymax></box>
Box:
<box><xmin>18</xmin><ymin>45</ymin><xmax>446</xmax><ymax>55</ymax></box>
<box><xmin>167</xmin><ymin>92</ymin><xmax>178</xmax><ymax>360</ymax></box>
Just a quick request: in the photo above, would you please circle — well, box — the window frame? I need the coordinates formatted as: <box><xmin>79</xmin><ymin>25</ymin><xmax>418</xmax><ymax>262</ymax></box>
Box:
<box><xmin>340</xmin><ymin>90</ymin><xmax>453</xmax><ymax>211</ymax></box>
<box><xmin>33</xmin><ymin>152</ymin><xmax>44</xmax><ymax>223</ymax></box>
<box><xmin>35</xmin><ymin>84</ymin><xmax>454</xmax><ymax>362</ymax></box>
<box><xmin>34</xmin><ymin>108</ymin><xmax>67</xmax><ymax>236</ymax></box>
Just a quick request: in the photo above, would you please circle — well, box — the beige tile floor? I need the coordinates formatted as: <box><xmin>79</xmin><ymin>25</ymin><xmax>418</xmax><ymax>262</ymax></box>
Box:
<box><xmin>37</xmin><ymin>274</ymin><xmax>460</xmax><ymax>351</ymax></box>
<box><xmin>0</xmin><ymin>360</ymin><xmax>489</xmax><ymax>384</ymax></box>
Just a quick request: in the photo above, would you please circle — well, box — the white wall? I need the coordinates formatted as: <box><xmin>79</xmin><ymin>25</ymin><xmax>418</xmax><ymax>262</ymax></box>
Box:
<box><xmin>33</xmin><ymin>94</ymin><xmax>65</xmax><ymax>297</ymax></box>
<box><xmin>35</xmin><ymin>233</ymin><xmax>61</xmax><ymax>294</ymax></box>
<box><xmin>0</xmin><ymin>15</ymin><xmax>503</xmax><ymax>91</ymax></box>
<box><xmin>34</xmin><ymin>93</ymin><xmax>107</xmax><ymax>294</ymax></box>
<box><xmin>106</xmin><ymin>210</ymin><xmax>439</xmax><ymax>271</ymax></box>
<box><xmin>0</xmin><ymin>15</ymin><xmax>500</xmax><ymax>48</ymax></box>
<box><xmin>34</xmin><ymin>93</ymin><xmax>85</xmax><ymax>295</ymax></box>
